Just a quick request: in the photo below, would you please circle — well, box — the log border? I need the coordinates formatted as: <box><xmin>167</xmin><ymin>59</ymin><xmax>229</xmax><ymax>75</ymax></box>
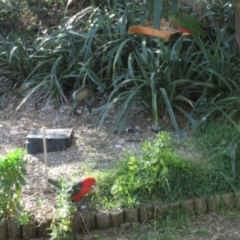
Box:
<box><xmin>1</xmin><ymin>192</ymin><xmax>238</xmax><ymax>239</ymax></box>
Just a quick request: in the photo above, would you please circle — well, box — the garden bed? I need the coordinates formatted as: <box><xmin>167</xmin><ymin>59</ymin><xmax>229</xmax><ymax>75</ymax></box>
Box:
<box><xmin>1</xmin><ymin>99</ymin><xmax>240</xmax><ymax>239</ymax></box>
<box><xmin>0</xmin><ymin>99</ymin><xmax>159</xmax><ymax>238</ymax></box>
<box><xmin>0</xmin><ymin>99</ymin><xmax>155</xmax><ymax>218</ymax></box>
<box><xmin>1</xmin><ymin>192</ymin><xmax>240</xmax><ymax>239</ymax></box>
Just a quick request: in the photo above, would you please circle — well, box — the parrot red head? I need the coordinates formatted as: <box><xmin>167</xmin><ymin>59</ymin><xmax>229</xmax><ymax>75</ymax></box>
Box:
<box><xmin>83</xmin><ymin>177</ymin><xmax>96</xmax><ymax>188</ymax></box>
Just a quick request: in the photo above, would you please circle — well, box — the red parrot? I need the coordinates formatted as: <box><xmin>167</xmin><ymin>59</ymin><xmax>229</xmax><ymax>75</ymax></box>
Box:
<box><xmin>48</xmin><ymin>176</ymin><xmax>96</xmax><ymax>202</ymax></box>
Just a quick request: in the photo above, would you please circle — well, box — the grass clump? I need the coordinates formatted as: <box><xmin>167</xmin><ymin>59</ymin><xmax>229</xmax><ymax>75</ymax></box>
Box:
<box><xmin>193</xmin><ymin>121</ymin><xmax>240</xmax><ymax>181</ymax></box>
<box><xmin>0</xmin><ymin>148</ymin><xmax>27</xmax><ymax>220</ymax></box>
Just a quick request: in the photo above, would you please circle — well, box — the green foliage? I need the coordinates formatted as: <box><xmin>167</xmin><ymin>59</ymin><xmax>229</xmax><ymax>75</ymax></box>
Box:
<box><xmin>89</xmin><ymin>6</ymin><xmax>240</xmax><ymax>133</ymax></box>
<box><xmin>193</xmin><ymin>121</ymin><xmax>240</xmax><ymax>181</ymax></box>
<box><xmin>158</xmin><ymin>127</ymin><xmax>240</xmax><ymax>201</ymax></box>
<box><xmin>0</xmin><ymin>33</ymin><xmax>33</xmax><ymax>80</ymax></box>
<box><xmin>27</xmin><ymin>0</ymin><xmax>65</xmax><ymax>8</ymax></box>
<box><xmin>94</xmin><ymin>130</ymin><xmax>239</xmax><ymax>208</ymax></box>
<box><xmin>82</xmin><ymin>122</ymin><xmax>240</xmax><ymax>210</ymax></box>
<box><xmin>21</xmin><ymin>2</ymin><xmax>144</xmax><ymax>101</ymax></box>
<box><xmin>1</xmin><ymin>1</ymin><xmax>240</xmax><ymax>134</ymax></box>
<box><xmin>49</xmin><ymin>179</ymin><xmax>75</xmax><ymax>240</ymax></box>
<box><xmin>163</xmin><ymin>155</ymin><xmax>232</xmax><ymax>201</ymax></box>
<box><xmin>0</xmin><ymin>149</ymin><xmax>27</xmax><ymax>220</ymax></box>
<box><xmin>90</xmin><ymin>132</ymin><xmax>173</xmax><ymax>208</ymax></box>
<box><xmin>92</xmin><ymin>37</ymin><xmax>186</xmax><ymax>134</ymax></box>
<box><xmin>194</xmin><ymin>122</ymin><xmax>236</xmax><ymax>156</ymax></box>
<box><xmin>17</xmin><ymin>210</ymin><xmax>31</xmax><ymax>225</ymax></box>
<box><xmin>110</xmin><ymin>132</ymin><xmax>171</xmax><ymax>207</ymax></box>
<box><xmin>0</xmin><ymin>0</ymin><xmax>28</xmax><ymax>35</ymax></box>
<box><xmin>204</xmin><ymin>0</ymin><xmax>235</xmax><ymax>30</ymax></box>
<box><xmin>89</xmin><ymin>169</ymin><xmax>117</xmax><ymax>209</ymax></box>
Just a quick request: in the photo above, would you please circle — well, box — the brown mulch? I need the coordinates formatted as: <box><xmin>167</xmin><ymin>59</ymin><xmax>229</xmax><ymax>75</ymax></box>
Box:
<box><xmin>0</xmin><ymin>97</ymin><xmax>155</xmax><ymax>222</ymax></box>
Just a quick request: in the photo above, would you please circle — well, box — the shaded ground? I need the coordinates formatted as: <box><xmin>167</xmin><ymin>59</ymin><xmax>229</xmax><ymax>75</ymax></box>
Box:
<box><xmin>1</xmin><ymin>99</ymin><xmax>240</xmax><ymax>239</ymax></box>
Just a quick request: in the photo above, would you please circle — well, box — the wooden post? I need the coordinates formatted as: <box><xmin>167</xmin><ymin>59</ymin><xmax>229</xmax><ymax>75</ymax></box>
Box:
<box><xmin>153</xmin><ymin>0</ymin><xmax>162</xmax><ymax>29</ymax></box>
<box><xmin>110</xmin><ymin>209</ymin><xmax>124</xmax><ymax>227</ymax></box>
<box><xmin>82</xmin><ymin>214</ymin><xmax>96</xmax><ymax>232</ymax></box>
<box><xmin>171</xmin><ymin>0</ymin><xmax>179</xmax><ymax>12</ymax></box>
<box><xmin>139</xmin><ymin>204</ymin><xmax>153</xmax><ymax>223</ymax></box>
<box><xmin>7</xmin><ymin>220</ymin><xmax>22</xmax><ymax>239</ymax></box>
<box><xmin>37</xmin><ymin>219</ymin><xmax>51</xmax><ymax>238</ymax></box>
<box><xmin>194</xmin><ymin>198</ymin><xmax>207</xmax><ymax>215</ymax></box>
<box><xmin>0</xmin><ymin>221</ymin><xmax>8</xmax><ymax>240</ymax></box>
<box><xmin>124</xmin><ymin>208</ymin><xmax>138</xmax><ymax>224</ymax></box>
<box><xmin>96</xmin><ymin>211</ymin><xmax>111</xmax><ymax>230</ymax></box>
<box><xmin>22</xmin><ymin>222</ymin><xmax>37</xmax><ymax>239</ymax></box>
<box><xmin>42</xmin><ymin>128</ymin><xmax>48</xmax><ymax>190</ymax></box>
<box><xmin>71</xmin><ymin>213</ymin><xmax>82</xmax><ymax>233</ymax></box>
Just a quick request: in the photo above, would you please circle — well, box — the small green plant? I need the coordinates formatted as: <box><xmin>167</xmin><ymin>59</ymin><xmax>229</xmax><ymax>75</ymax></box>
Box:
<box><xmin>110</xmin><ymin>132</ymin><xmax>174</xmax><ymax>207</ymax></box>
<box><xmin>36</xmin><ymin>194</ymin><xmax>45</xmax><ymax>210</ymax></box>
<box><xmin>49</xmin><ymin>179</ymin><xmax>75</xmax><ymax>240</ymax></box>
<box><xmin>0</xmin><ymin>148</ymin><xmax>27</xmax><ymax>220</ymax></box>
<box><xmin>17</xmin><ymin>210</ymin><xmax>31</xmax><ymax>225</ymax></box>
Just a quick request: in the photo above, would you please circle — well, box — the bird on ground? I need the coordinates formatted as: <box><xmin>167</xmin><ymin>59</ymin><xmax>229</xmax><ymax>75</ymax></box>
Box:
<box><xmin>47</xmin><ymin>176</ymin><xmax>96</xmax><ymax>202</ymax></box>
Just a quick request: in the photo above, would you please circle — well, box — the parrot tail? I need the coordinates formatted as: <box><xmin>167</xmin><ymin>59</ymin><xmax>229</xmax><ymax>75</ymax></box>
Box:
<box><xmin>48</xmin><ymin>177</ymin><xmax>62</xmax><ymax>189</ymax></box>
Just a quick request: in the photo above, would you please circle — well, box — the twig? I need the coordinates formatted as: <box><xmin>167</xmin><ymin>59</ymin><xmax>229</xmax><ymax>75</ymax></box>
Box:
<box><xmin>79</xmin><ymin>211</ymin><xmax>93</xmax><ymax>236</ymax></box>
<box><xmin>21</xmin><ymin>192</ymin><xmax>40</xmax><ymax>202</ymax></box>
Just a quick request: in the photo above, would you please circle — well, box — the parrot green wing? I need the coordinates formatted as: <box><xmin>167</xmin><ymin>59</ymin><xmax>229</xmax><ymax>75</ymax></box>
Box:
<box><xmin>69</xmin><ymin>181</ymin><xmax>83</xmax><ymax>196</ymax></box>
<box><xmin>47</xmin><ymin>175</ymin><xmax>83</xmax><ymax>197</ymax></box>
<box><xmin>169</xmin><ymin>12</ymin><xmax>206</xmax><ymax>36</ymax></box>
<box><xmin>169</xmin><ymin>12</ymin><xmax>181</xmax><ymax>29</ymax></box>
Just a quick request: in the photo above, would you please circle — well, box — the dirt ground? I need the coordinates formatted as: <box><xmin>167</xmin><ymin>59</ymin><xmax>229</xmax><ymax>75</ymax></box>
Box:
<box><xmin>1</xmin><ymin>99</ymin><xmax>240</xmax><ymax>239</ymax></box>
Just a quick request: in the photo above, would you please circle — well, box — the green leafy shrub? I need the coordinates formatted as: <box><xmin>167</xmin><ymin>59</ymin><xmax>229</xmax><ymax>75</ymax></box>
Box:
<box><xmin>0</xmin><ymin>148</ymin><xmax>27</xmax><ymax>220</ymax></box>
<box><xmin>49</xmin><ymin>179</ymin><xmax>75</xmax><ymax>240</ymax></box>
<box><xmin>15</xmin><ymin>2</ymin><xmax>145</xmax><ymax>106</ymax></box>
<box><xmin>107</xmin><ymin>131</ymin><xmax>237</xmax><ymax>207</ymax></box>
<box><xmin>110</xmin><ymin>132</ymin><xmax>181</xmax><ymax>207</ymax></box>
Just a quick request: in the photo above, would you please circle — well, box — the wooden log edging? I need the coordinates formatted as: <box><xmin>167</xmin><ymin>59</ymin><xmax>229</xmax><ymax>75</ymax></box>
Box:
<box><xmin>1</xmin><ymin>192</ymin><xmax>238</xmax><ymax>239</ymax></box>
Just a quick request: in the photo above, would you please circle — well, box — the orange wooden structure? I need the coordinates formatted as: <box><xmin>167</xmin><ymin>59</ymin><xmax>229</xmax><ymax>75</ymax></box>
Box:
<box><xmin>128</xmin><ymin>0</ymin><xmax>180</xmax><ymax>41</ymax></box>
<box><xmin>128</xmin><ymin>19</ymin><xmax>180</xmax><ymax>41</ymax></box>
